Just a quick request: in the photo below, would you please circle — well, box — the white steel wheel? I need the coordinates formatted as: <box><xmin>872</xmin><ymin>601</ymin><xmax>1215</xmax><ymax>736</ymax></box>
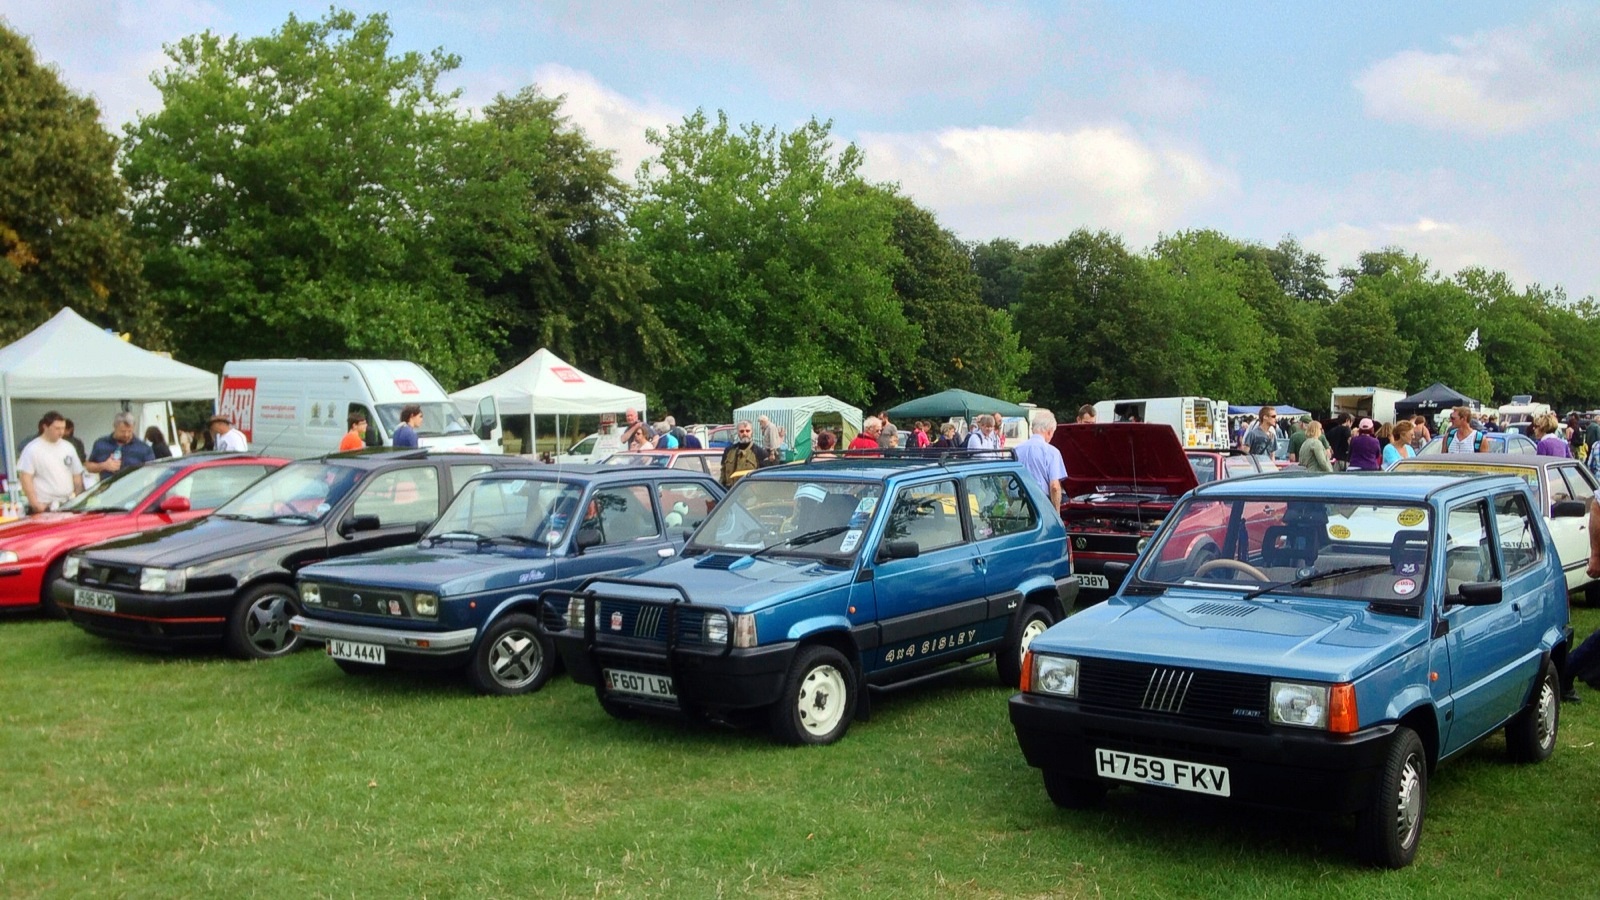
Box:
<box><xmin>770</xmin><ymin>645</ymin><xmax>856</xmax><ymax>746</ymax></box>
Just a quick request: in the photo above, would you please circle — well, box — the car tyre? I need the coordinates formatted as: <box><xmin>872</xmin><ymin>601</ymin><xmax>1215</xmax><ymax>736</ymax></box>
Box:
<box><xmin>1042</xmin><ymin>768</ymin><xmax>1106</xmax><ymax>809</ymax></box>
<box><xmin>769</xmin><ymin>645</ymin><xmax>856</xmax><ymax>746</ymax></box>
<box><xmin>226</xmin><ymin>584</ymin><xmax>303</xmax><ymax>659</ymax></box>
<box><xmin>467</xmin><ymin>613</ymin><xmax>554</xmax><ymax>696</ymax></box>
<box><xmin>1356</xmin><ymin>726</ymin><xmax>1426</xmax><ymax>868</ymax></box>
<box><xmin>39</xmin><ymin>559</ymin><xmax>67</xmax><ymax>619</ymax></box>
<box><xmin>1506</xmin><ymin>659</ymin><xmax>1560</xmax><ymax>764</ymax></box>
<box><xmin>997</xmin><ymin>603</ymin><xmax>1054</xmax><ymax>686</ymax></box>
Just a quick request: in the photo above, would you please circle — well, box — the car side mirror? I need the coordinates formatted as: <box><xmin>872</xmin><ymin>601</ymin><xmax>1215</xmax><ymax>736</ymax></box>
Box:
<box><xmin>575</xmin><ymin>526</ymin><xmax>603</xmax><ymax>552</ymax></box>
<box><xmin>1102</xmin><ymin>561</ymin><xmax>1131</xmax><ymax>579</ymax></box>
<box><xmin>158</xmin><ymin>496</ymin><xmax>191</xmax><ymax>514</ymax></box>
<box><xmin>876</xmin><ymin>539</ymin><xmax>919</xmax><ymax>562</ymax></box>
<box><xmin>1552</xmin><ymin>499</ymin><xmax>1588</xmax><ymax>518</ymax></box>
<box><xmin>339</xmin><ymin>514</ymin><xmax>381</xmax><ymax>538</ymax></box>
<box><xmin>1454</xmin><ymin>581</ymin><xmax>1503</xmax><ymax>606</ymax></box>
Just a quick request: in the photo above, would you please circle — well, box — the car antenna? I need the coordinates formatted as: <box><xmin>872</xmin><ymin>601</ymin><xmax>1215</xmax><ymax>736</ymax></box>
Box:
<box><xmin>251</xmin><ymin>422</ymin><xmax>294</xmax><ymax>457</ymax></box>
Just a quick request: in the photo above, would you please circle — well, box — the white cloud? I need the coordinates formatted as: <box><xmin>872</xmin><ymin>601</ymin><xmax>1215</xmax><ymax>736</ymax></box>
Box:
<box><xmin>1354</xmin><ymin>7</ymin><xmax>1600</xmax><ymax>135</ymax></box>
<box><xmin>527</xmin><ymin>64</ymin><xmax>681</xmax><ymax>177</ymax></box>
<box><xmin>541</xmin><ymin>0</ymin><xmax>1057</xmax><ymax>112</ymax></box>
<box><xmin>857</xmin><ymin>124</ymin><xmax>1235</xmax><ymax>244</ymax></box>
<box><xmin>1303</xmin><ymin>218</ymin><xmax>1528</xmax><ymax>284</ymax></box>
<box><xmin>1</xmin><ymin>0</ymin><xmax>220</xmax><ymax>130</ymax></box>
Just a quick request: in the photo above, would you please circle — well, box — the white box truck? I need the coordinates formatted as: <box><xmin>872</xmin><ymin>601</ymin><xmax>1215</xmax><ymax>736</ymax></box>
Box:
<box><xmin>1330</xmin><ymin>387</ymin><xmax>1405</xmax><ymax>424</ymax></box>
<box><xmin>219</xmin><ymin>360</ymin><xmax>501</xmax><ymax>459</ymax></box>
<box><xmin>1092</xmin><ymin>396</ymin><xmax>1230</xmax><ymax>449</ymax></box>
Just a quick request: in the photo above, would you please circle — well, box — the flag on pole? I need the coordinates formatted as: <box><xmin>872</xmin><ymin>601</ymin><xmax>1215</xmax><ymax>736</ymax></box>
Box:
<box><xmin>1464</xmin><ymin>327</ymin><xmax>1480</xmax><ymax>352</ymax></box>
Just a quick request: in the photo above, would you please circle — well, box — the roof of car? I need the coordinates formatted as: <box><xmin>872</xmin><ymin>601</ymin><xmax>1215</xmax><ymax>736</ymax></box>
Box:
<box><xmin>1192</xmin><ymin>470</ymin><xmax>1529</xmax><ymax>502</ymax></box>
<box><xmin>310</xmin><ymin>449</ymin><xmax>527</xmax><ymax>468</ymax></box>
<box><xmin>1394</xmin><ymin>452</ymin><xmax>1576</xmax><ymax>471</ymax></box>
<box><xmin>747</xmin><ymin>450</ymin><xmax>1023</xmax><ymax>481</ymax></box>
<box><xmin>469</xmin><ymin>464</ymin><xmax>720</xmax><ymax>484</ymax></box>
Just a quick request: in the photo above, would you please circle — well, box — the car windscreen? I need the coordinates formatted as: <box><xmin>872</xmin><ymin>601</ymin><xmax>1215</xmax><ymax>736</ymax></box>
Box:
<box><xmin>215</xmin><ymin>462</ymin><xmax>363</xmax><ymax>523</ymax></box>
<box><xmin>427</xmin><ymin>478</ymin><xmax>583</xmax><ymax>546</ymax></box>
<box><xmin>1134</xmin><ymin>497</ymin><xmax>1432</xmax><ymax>603</ymax></box>
<box><xmin>688</xmin><ymin>479</ymin><xmax>883</xmax><ymax>559</ymax></box>
<box><xmin>63</xmin><ymin>463</ymin><xmax>176</xmax><ymax>513</ymax></box>
<box><xmin>375</xmin><ymin>402</ymin><xmax>471</xmax><ymax>437</ymax></box>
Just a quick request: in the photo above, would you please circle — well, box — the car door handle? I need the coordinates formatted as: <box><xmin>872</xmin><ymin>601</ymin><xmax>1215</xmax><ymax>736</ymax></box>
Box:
<box><xmin>657</xmin><ymin>547</ymin><xmax>675</xmax><ymax>558</ymax></box>
<box><xmin>973</xmin><ymin>556</ymin><xmax>987</xmax><ymax>573</ymax></box>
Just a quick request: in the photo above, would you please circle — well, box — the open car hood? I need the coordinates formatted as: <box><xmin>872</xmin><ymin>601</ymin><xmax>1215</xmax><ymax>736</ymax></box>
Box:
<box><xmin>1052</xmin><ymin>423</ymin><xmax>1199</xmax><ymax>499</ymax></box>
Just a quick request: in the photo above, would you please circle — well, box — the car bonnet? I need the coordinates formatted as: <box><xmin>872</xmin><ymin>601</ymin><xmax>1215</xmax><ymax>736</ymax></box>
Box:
<box><xmin>1052</xmin><ymin>423</ymin><xmax>1200</xmax><ymax>499</ymax></box>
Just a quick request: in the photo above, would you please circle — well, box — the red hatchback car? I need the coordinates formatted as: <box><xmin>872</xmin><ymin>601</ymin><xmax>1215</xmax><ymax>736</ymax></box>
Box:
<box><xmin>1052</xmin><ymin>423</ymin><xmax>1273</xmax><ymax>595</ymax></box>
<box><xmin>0</xmin><ymin>453</ymin><xmax>284</xmax><ymax>615</ymax></box>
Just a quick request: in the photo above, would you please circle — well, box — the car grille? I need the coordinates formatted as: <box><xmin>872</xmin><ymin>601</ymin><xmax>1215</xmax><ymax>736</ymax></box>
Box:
<box><xmin>1068</xmin><ymin>532</ymin><xmax>1143</xmax><ymax>555</ymax></box>
<box><xmin>1079</xmin><ymin>657</ymin><xmax>1269</xmax><ymax>723</ymax></box>
<box><xmin>78</xmin><ymin>562</ymin><xmax>140</xmax><ymax>590</ymax></box>
<box><xmin>318</xmin><ymin>584</ymin><xmax>414</xmax><ymax>618</ymax></box>
<box><xmin>592</xmin><ymin>598</ymin><xmax>710</xmax><ymax>646</ymax></box>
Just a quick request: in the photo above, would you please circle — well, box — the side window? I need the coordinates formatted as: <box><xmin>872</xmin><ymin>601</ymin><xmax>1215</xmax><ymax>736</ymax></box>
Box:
<box><xmin>450</xmin><ymin>464</ymin><xmax>492</xmax><ymax>493</ymax></box>
<box><xmin>1548</xmin><ymin>469</ymin><xmax>1574</xmax><ymax>505</ymax></box>
<box><xmin>671</xmin><ymin>455</ymin><xmax>706</xmax><ymax>473</ymax></box>
<box><xmin>1492</xmin><ymin>492</ymin><xmax>1541</xmax><ymax>576</ymax></box>
<box><xmin>353</xmin><ymin>467</ymin><xmax>441</xmax><ymax>528</ymax></box>
<box><xmin>885</xmin><ymin>479</ymin><xmax>965</xmax><ymax>552</ymax></box>
<box><xmin>969</xmin><ymin>473</ymin><xmax>1037</xmax><ymax>539</ymax></box>
<box><xmin>162</xmin><ymin>466</ymin><xmax>270</xmax><ymax>509</ymax></box>
<box><xmin>659</xmin><ymin>482</ymin><xmax>717</xmax><ymax>531</ymax></box>
<box><xmin>1444</xmin><ymin>501</ymin><xmax>1497</xmax><ymax>595</ymax></box>
<box><xmin>349</xmin><ymin>403</ymin><xmax>378</xmax><ymax>446</ymax></box>
<box><xmin>1224</xmin><ymin>455</ymin><xmax>1257</xmax><ymax>478</ymax></box>
<box><xmin>582</xmin><ymin>485</ymin><xmax>660</xmax><ymax>544</ymax></box>
<box><xmin>1559</xmin><ymin>465</ymin><xmax>1596</xmax><ymax>506</ymax></box>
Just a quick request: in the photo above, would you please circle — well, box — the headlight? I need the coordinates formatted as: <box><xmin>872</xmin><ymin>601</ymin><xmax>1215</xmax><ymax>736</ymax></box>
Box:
<box><xmin>62</xmin><ymin>556</ymin><xmax>80</xmax><ymax>579</ymax></box>
<box><xmin>704</xmin><ymin>611</ymin><xmax>730</xmax><ymax>645</ymax></box>
<box><xmin>1031</xmin><ymin>655</ymin><xmax>1080</xmax><ymax>697</ymax></box>
<box><xmin>300</xmin><ymin>583</ymin><xmax>322</xmax><ymax>606</ymax></box>
<box><xmin>413</xmin><ymin>592</ymin><xmax>439</xmax><ymax>617</ymax></box>
<box><xmin>140</xmin><ymin>567</ymin><xmax>187</xmax><ymax>593</ymax></box>
<box><xmin>1270</xmin><ymin>681</ymin><xmax>1328</xmax><ymax>729</ymax></box>
<box><xmin>567</xmin><ymin>596</ymin><xmax>585</xmax><ymax>630</ymax></box>
<box><xmin>0</xmin><ymin>550</ymin><xmax>17</xmax><ymax>564</ymax></box>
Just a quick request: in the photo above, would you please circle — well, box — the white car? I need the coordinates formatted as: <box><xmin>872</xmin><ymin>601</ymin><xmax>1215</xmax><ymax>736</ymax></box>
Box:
<box><xmin>1392</xmin><ymin>453</ymin><xmax>1597</xmax><ymax>601</ymax></box>
<box><xmin>554</xmin><ymin>432</ymin><xmax>621</xmax><ymax>465</ymax></box>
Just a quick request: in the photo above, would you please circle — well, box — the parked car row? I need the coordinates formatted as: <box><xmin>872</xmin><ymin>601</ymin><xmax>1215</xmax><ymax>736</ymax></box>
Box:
<box><xmin>4</xmin><ymin>426</ymin><xmax>1579</xmax><ymax>869</ymax></box>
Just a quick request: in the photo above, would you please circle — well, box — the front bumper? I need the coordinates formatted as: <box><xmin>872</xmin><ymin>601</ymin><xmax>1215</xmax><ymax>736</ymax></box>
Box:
<box><xmin>1009</xmin><ymin>692</ymin><xmax>1395</xmax><ymax>813</ymax></box>
<box><xmin>552</xmin><ymin>628</ymin><xmax>795</xmax><ymax>714</ymax></box>
<box><xmin>0</xmin><ymin>562</ymin><xmax>45</xmax><ymax>609</ymax></box>
<box><xmin>290</xmin><ymin>614</ymin><xmax>477</xmax><ymax>659</ymax></box>
<box><xmin>53</xmin><ymin>578</ymin><xmax>235</xmax><ymax>648</ymax></box>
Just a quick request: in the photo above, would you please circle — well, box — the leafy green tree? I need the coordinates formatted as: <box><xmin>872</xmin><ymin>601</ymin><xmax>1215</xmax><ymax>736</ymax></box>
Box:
<box><xmin>1145</xmin><ymin>231</ymin><xmax>1277</xmax><ymax>403</ymax></box>
<box><xmin>629</xmin><ymin>111</ymin><xmax>915</xmax><ymax>418</ymax></box>
<box><xmin>0</xmin><ymin>24</ymin><xmax>153</xmax><ymax>345</ymax></box>
<box><xmin>881</xmin><ymin>195</ymin><xmax>1028</xmax><ymax>402</ymax></box>
<box><xmin>971</xmin><ymin>238</ymin><xmax>1043</xmax><ymax>311</ymax></box>
<box><xmin>120</xmin><ymin>9</ymin><xmax>498</xmax><ymax>385</ymax></box>
<box><xmin>441</xmin><ymin>87</ymin><xmax>660</xmax><ymax>387</ymax></box>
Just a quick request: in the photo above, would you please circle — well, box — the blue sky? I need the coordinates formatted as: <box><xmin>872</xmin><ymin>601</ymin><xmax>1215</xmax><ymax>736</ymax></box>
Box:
<box><xmin>8</xmin><ymin>1</ymin><xmax>1600</xmax><ymax>299</ymax></box>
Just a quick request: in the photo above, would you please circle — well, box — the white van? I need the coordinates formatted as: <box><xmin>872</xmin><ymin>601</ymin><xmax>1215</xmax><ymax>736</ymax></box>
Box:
<box><xmin>220</xmin><ymin>360</ymin><xmax>501</xmax><ymax>459</ymax></box>
<box><xmin>1092</xmin><ymin>396</ymin><xmax>1230</xmax><ymax>449</ymax></box>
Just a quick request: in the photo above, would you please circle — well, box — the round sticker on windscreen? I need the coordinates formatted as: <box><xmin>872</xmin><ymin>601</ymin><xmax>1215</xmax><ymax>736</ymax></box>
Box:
<box><xmin>1397</xmin><ymin>508</ymin><xmax>1425</xmax><ymax>527</ymax></box>
<box><xmin>1328</xmin><ymin>524</ymin><xmax>1351</xmax><ymax>539</ymax></box>
<box><xmin>315</xmin><ymin>503</ymin><xmax>331</xmax><ymax>515</ymax></box>
<box><xmin>1394</xmin><ymin>578</ymin><xmax>1417</xmax><ymax>594</ymax></box>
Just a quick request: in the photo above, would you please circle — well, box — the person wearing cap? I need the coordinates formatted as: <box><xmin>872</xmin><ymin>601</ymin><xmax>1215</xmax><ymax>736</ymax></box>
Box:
<box><xmin>1347</xmin><ymin>418</ymin><xmax>1383</xmax><ymax>470</ymax></box>
<box><xmin>209</xmin><ymin>415</ymin><xmax>248</xmax><ymax>452</ymax></box>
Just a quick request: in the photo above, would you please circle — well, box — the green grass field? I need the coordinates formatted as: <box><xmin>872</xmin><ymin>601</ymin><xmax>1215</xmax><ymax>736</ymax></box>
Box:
<box><xmin>3</xmin><ymin>606</ymin><xmax>1596</xmax><ymax>899</ymax></box>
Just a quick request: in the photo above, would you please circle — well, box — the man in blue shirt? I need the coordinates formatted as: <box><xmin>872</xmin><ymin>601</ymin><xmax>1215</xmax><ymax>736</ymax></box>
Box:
<box><xmin>1012</xmin><ymin>410</ymin><xmax>1067</xmax><ymax>510</ymax></box>
<box><xmin>392</xmin><ymin>404</ymin><xmax>422</xmax><ymax>448</ymax></box>
<box><xmin>86</xmin><ymin>412</ymin><xmax>156</xmax><ymax>476</ymax></box>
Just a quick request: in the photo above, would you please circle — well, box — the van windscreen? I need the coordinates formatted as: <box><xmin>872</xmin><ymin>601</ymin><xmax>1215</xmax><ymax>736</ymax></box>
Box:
<box><xmin>376</xmin><ymin>402</ymin><xmax>471</xmax><ymax>437</ymax></box>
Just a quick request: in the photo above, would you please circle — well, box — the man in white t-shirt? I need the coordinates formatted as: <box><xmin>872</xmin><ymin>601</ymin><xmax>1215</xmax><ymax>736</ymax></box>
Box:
<box><xmin>17</xmin><ymin>411</ymin><xmax>85</xmax><ymax>513</ymax></box>
<box><xmin>209</xmin><ymin>415</ymin><xmax>249</xmax><ymax>452</ymax></box>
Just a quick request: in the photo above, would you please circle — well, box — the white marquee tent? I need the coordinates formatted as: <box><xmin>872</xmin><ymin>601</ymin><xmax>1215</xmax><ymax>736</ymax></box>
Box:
<box><xmin>0</xmin><ymin>307</ymin><xmax>218</xmax><ymax>486</ymax></box>
<box><xmin>450</xmin><ymin>348</ymin><xmax>646</xmax><ymax>452</ymax></box>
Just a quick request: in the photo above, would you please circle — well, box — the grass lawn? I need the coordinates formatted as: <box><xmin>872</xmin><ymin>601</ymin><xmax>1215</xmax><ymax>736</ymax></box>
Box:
<box><xmin>2</xmin><ymin>605</ymin><xmax>1596</xmax><ymax>899</ymax></box>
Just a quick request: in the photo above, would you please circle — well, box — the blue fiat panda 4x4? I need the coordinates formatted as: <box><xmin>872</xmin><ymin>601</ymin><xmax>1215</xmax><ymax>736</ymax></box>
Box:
<box><xmin>547</xmin><ymin>451</ymin><xmax>1078</xmax><ymax>745</ymax></box>
<box><xmin>1009</xmin><ymin>471</ymin><xmax>1571</xmax><ymax>868</ymax></box>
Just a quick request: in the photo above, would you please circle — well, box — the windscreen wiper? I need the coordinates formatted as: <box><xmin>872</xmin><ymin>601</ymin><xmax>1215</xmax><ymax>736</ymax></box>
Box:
<box><xmin>490</xmin><ymin>534</ymin><xmax>541</xmax><ymax>546</ymax></box>
<box><xmin>1242</xmin><ymin>564</ymin><xmax>1395</xmax><ymax>601</ymax></box>
<box><xmin>426</xmin><ymin>530</ymin><xmax>492</xmax><ymax>547</ymax></box>
<box><xmin>752</xmin><ymin>526</ymin><xmax>851</xmax><ymax>558</ymax></box>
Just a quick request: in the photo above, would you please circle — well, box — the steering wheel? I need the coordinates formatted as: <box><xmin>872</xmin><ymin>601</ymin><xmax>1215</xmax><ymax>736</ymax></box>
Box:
<box><xmin>1195</xmin><ymin>558</ymin><xmax>1270</xmax><ymax>581</ymax></box>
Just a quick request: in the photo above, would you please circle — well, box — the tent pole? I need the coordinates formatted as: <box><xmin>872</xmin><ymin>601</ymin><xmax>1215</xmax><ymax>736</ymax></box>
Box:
<box><xmin>0</xmin><ymin>373</ymin><xmax>15</xmax><ymax>505</ymax></box>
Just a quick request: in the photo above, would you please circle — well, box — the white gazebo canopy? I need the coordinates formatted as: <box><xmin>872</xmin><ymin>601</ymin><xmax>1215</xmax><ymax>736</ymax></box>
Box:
<box><xmin>450</xmin><ymin>348</ymin><xmax>646</xmax><ymax>452</ymax></box>
<box><xmin>0</xmin><ymin>307</ymin><xmax>218</xmax><ymax>482</ymax></box>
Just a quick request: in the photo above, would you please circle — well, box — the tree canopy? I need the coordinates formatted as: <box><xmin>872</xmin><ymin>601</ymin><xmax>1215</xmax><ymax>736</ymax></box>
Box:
<box><xmin>0</xmin><ymin>24</ymin><xmax>151</xmax><ymax>345</ymax></box>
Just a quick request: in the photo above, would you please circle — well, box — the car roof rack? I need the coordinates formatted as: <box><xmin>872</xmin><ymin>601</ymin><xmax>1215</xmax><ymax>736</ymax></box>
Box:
<box><xmin>803</xmin><ymin>447</ymin><xmax>1019</xmax><ymax>466</ymax></box>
